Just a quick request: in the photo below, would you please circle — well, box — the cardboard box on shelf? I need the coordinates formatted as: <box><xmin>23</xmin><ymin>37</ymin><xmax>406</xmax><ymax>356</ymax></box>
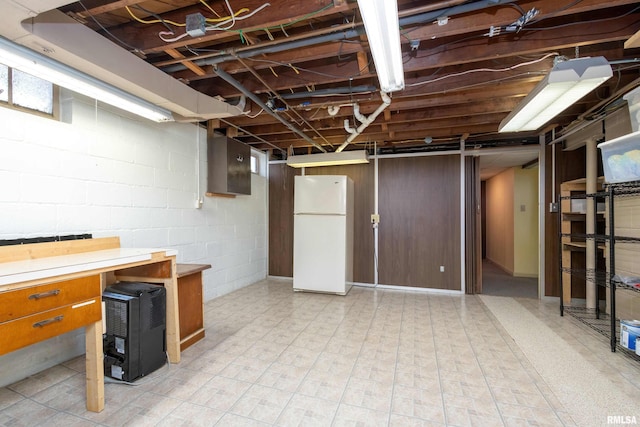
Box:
<box><xmin>620</xmin><ymin>320</ymin><xmax>640</xmax><ymax>351</ymax></box>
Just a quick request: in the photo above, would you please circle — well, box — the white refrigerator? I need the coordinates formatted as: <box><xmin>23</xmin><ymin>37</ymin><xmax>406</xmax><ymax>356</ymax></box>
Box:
<box><xmin>293</xmin><ymin>175</ymin><xmax>354</xmax><ymax>295</ymax></box>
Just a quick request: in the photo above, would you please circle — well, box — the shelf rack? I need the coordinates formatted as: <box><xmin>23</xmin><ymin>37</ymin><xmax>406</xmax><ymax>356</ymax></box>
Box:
<box><xmin>559</xmin><ymin>179</ymin><xmax>640</xmax><ymax>354</ymax></box>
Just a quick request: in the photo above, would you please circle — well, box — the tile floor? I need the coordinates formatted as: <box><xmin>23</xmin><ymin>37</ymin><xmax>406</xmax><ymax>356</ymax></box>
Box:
<box><xmin>1</xmin><ymin>278</ymin><xmax>639</xmax><ymax>426</ymax></box>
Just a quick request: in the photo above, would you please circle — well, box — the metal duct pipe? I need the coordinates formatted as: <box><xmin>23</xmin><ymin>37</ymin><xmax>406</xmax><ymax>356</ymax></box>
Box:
<box><xmin>336</xmin><ymin>92</ymin><xmax>391</xmax><ymax>152</ymax></box>
<box><xmin>213</xmin><ymin>66</ymin><xmax>327</xmax><ymax>153</ymax></box>
<box><xmin>278</xmin><ymin>85</ymin><xmax>377</xmax><ymax>100</ymax></box>
<box><xmin>399</xmin><ymin>0</ymin><xmax>516</xmax><ymax>27</ymax></box>
<box><xmin>163</xmin><ymin>30</ymin><xmax>361</xmax><ymax>73</ymax></box>
<box><xmin>162</xmin><ymin>0</ymin><xmax>517</xmax><ymax>74</ymax></box>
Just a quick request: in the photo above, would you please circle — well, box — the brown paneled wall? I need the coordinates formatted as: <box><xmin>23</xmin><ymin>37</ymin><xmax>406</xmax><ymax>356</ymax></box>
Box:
<box><xmin>268</xmin><ymin>155</ymin><xmax>462</xmax><ymax>290</ymax></box>
<box><xmin>268</xmin><ymin>163</ymin><xmax>299</xmax><ymax>277</ymax></box>
<box><xmin>378</xmin><ymin>155</ymin><xmax>461</xmax><ymax>290</ymax></box>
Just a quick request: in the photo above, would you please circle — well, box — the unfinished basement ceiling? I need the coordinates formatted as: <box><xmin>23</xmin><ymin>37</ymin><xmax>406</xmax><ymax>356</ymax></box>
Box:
<box><xmin>45</xmin><ymin>0</ymin><xmax>640</xmax><ymax>157</ymax></box>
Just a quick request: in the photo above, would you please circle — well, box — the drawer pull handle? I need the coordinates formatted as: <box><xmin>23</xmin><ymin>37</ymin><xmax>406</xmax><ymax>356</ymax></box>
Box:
<box><xmin>33</xmin><ymin>315</ymin><xmax>64</xmax><ymax>328</ymax></box>
<box><xmin>28</xmin><ymin>289</ymin><xmax>60</xmax><ymax>300</ymax></box>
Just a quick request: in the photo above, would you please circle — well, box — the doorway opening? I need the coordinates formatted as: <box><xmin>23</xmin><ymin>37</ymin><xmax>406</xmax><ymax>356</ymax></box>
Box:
<box><xmin>477</xmin><ymin>151</ymin><xmax>540</xmax><ymax>298</ymax></box>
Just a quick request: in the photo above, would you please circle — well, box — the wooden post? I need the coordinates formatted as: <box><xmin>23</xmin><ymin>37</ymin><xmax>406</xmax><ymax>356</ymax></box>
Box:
<box><xmin>85</xmin><ymin>319</ymin><xmax>104</xmax><ymax>412</ymax></box>
<box><xmin>165</xmin><ymin>257</ymin><xmax>181</xmax><ymax>363</ymax></box>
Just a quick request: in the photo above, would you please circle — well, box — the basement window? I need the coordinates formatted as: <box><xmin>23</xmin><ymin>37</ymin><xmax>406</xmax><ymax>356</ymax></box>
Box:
<box><xmin>0</xmin><ymin>64</ymin><xmax>56</xmax><ymax>117</ymax></box>
<box><xmin>251</xmin><ymin>154</ymin><xmax>258</xmax><ymax>174</ymax></box>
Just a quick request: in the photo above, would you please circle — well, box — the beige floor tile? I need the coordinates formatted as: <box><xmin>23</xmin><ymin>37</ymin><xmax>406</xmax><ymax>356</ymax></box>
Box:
<box><xmin>181</xmin><ymin>349</ymin><xmax>236</xmax><ymax>375</ymax></box>
<box><xmin>358</xmin><ymin>345</ymin><xmax>399</xmax><ymax>364</ymax></box>
<box><xmin>0</xmin><ymin>388</ymin><xmax>23</xmax><ymax>411</ymax></box>
<box><xmin>61</xmin><ymin>355</ymin><xmax>86</xmax><ymax>374</ymax></box>
<box><xmin>291</xmin><ymin>331</ymin><xmax>331</xmax><ymax>351</ymax></box>
<box><xmin>188</xmin><ymin>375</ymin><xmax>251</xmax><ymax>411</ymax></box>
<box><xmin>0</xmin><ymin>399</ymin><xmax>59</xmax><ymax>426</ymax></box>
<box><xmin>333</xmin><ymin>403</ymin><xmax>390</xmax><ymax>427</ymax></box>
<box><xmin>148</xmin><ymin>367</ymin><xmax>213</xmax><ymax>400</ymax></box>
<box><xmin>219</xmin><ymin>356</ymin><xmax>271</xmax><ymax>383</ymax></box>
<box><xmin>341</xmin><ymin>377</ymin><xmax>393</xmax><ymax>412</ymax></box>
<box><xmin>157</xmin><ymin>401</ymin><xmax>224</xmax><ymax>426</ymax></box>
<box><xmin>8</xmin><ymin>364</ymin><xmax>77</xmax><ymax>397</ymax></box>
<box><xmin>243</xmin><ymin>339</ymin><xmax>288</xmax><ymax>364</ymax></box>
<box><xmin>256</xmin><ymin>362</ymin><xmax>308</xmax><ymax>392</ymax></box>
<box><xmin>229</xmin><ymin>384</ymin><xmax>292</xmax><ymax>424</ymax></box>
<box><xmin>396</xmin><ymin>355</ymin><xmax>439</xmax><ymax>371</ymax></box>
<box><xmin>312</xmin><ymin>351</ymin><xmax>357</xmax><ymax>376</ymax></box>
<box><xmin>351</xmin><ymin>357</ymin><xmax>396</xmax><ymax>385</ymax></box>
<box><xmin>276</xmin><ymin>344</ymin><xmax>320</xmax><ymax>369</ymax></box>
<box><xmin>324</xmin><ymin>337</ymin><xmax>363</xmax><ymax>357</ymax></box>
<box><xmin>29</xmin><ymin>374</ymin><xmax>86</xmax><ymax>411</ymax></box>
<box><xmin>46</xmin><ymin>412</ymin><xmax>99</xmax><ymax>426</ymax></box>
<box><xmin>297</xmin><ymin>370</ymin><xmax>349</xmax><ymax>402</ymax></box>
<box><xmin>391</xmin><ymin>384</ymin><xmax>446</xmax><ymax>423</ymax></box>
<box><xmin>275</xmin><ymin>394</ymin><xmax>338</xmax><ymax>426</ymax></box>
<box><xmin>389</xmin><ymin>413</ymin><xmax>446</xmax><ymax>426</ymax></box>
<box><xmin>3</xmin><ymin>279</ymin><xmax>640</xmax><ymax>426</ymax></box>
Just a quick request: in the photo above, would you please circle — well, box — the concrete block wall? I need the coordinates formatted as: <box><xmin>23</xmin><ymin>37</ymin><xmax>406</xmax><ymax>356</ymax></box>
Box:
<box><xmin>0</xmin><ymin>91</ymin><xmax>268</xmax><ymax>386</ymax></box>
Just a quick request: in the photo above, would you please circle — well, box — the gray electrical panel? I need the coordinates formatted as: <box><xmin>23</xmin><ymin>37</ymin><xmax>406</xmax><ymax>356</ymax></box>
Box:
<box><xmin>207</xmin><ymin>136</ymin><xmax>251</xmax><ymax>195</ymax></box>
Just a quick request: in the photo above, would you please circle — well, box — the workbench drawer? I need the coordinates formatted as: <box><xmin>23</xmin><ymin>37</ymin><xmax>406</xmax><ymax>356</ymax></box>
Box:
<box><xmin>0</xmin><ymin>297</ymin><xmax>102</xmax><ymax>356</ymax></box>
<box><xmin>0</xmin><ymin>275</ymin><xmax>101</xmax><ymax>322</ymax></box>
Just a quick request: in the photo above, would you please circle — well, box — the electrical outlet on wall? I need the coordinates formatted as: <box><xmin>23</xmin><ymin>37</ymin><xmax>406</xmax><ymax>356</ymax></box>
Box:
<box><xmin>440</xmin><ymin>266</ymin><xmax>445</xmax><ymax>273</ymax></box>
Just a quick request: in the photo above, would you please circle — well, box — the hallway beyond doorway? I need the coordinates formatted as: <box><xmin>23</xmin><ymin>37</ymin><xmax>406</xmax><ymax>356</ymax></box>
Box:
<box><xmin>482</xmin><ymin>260</ymin><xmax>538</xmax><ymax>298</ymax></box>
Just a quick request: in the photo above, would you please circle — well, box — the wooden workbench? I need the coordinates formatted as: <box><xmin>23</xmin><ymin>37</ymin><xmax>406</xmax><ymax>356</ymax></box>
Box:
<box><xmin>0</xmin><ymin>237</ymin><xmax>181</xmax><ymax>413</ymax></box>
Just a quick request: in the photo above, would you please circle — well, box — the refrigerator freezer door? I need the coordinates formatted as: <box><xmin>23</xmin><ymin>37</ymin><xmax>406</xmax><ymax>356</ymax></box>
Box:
<box><xmin>293</xmin><ymin>214</ymin><xmax>347</xmax><ymax>294</ymax></box>
<box><xmin>294</xmin><ymin>175</ymin><xmax>347</xmax><ymax>215</ymax></box>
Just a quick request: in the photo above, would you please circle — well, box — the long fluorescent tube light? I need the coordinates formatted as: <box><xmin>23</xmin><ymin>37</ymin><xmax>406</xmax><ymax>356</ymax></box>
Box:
<box><xmin>0</xmin><ymin>37</ymin><xmax>173</xmax><ymax>122</ymax></box>
<box><xmin>499</xmin><ymin>56</ymin><xmax>612</xmax><ymax>133</ymax></box>
<box><xmin>357</xmin><ymin>0</ymin><xmax>404</xmax><ymax>93</ymax></box>
<box><xmin>287</xmin><ymin>150</ymin><xmax>369</xmax><ymax>168</ymax></box>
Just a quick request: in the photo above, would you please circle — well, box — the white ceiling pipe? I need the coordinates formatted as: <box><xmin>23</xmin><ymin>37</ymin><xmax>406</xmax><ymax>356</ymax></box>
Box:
<box><xmin>336</xmin><ymin>92</ymin><xmax>391</xmax><ymax>152</ymax></box>
<box><xmin>353</xmin><ymin>103</ymin><xmax>368</xmax><ymax>124</ymax></box>
<box><xmin>344</xmin><ymin>118</ymin><xmax>357</xmax><ymax>134</ymax></box>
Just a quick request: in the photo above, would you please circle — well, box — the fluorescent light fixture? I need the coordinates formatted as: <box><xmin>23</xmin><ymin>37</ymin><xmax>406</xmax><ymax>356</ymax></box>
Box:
<box><xmin>357</xmin><ymin>0</ymin><xmax>404</xmax><ymax>93</ymax></box>
<box><xmin>287</xmin><ymin>150</ymin><xmax>369</xmax><ymax>168</ymax></box>
<box><xmin>499</xmin><ymin>56</ymin><xmax>612</xmax><ymax>133</ymax></box>
<box><xmin>0</xmin><ymin>36</ymin><xmax>173</xmax><ymax>122</ymax></box>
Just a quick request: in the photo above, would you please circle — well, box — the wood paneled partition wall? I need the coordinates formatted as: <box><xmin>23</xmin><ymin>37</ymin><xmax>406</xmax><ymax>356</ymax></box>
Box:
<box><xmin>378</xmin><ymin>155</ymin><xmax>461</xmax><ymax>290</ymax></box>
<box><xmin>268</xmin><ymin>162</ymin><xmax>375</xmax><ymax>283</ymax></box>
<box><xmin>268</xmin><ymin>155</ymin><xmax>461</xmax><ymax>290</ymax></box>
<box><xmin>268</xmin><ymin>163</ymin><xmax>299</xmax><ymax>277</ymax></box>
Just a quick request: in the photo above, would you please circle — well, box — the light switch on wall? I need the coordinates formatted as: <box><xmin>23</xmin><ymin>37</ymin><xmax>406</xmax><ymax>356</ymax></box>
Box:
<box><xmin>520</xmin><ymin>204</ymin><xmax>526</xmax><ymax>212</ymax></box>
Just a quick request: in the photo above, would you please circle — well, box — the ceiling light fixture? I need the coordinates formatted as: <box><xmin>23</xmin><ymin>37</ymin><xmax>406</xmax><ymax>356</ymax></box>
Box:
<box><xmin>286</xmin><ymin>150</ymin><xmax>369</xmax><ymax>168</ymax></box>
<box><xmin>498</xmin><ymin>56</ymin><xmax>612</xmax><ymax>133</ymax></box>
<box><xmin>357</xmin><ymin>0</ymin><xmax>404</xmax><ymax>93</ymax></box>
<box><xmin>0</xmin><ymin>36</ymin><xmax>174</xmax><ymax>122</ymax></box>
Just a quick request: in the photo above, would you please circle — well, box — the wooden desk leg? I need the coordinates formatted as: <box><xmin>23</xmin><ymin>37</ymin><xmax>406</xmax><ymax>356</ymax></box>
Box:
<box><xmin>165</xmin><ymin>258</ymin><xmax>181</xmax><ymax>363</ymax></box>
<box><xmin>85</xmin><ymin>320</ymin><xmax>104</xmax><ymax>412</ymax></box>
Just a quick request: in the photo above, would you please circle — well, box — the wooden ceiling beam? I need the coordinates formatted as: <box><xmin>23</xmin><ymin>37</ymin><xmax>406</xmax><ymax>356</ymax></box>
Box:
<box><xmin>227</xmin><ymin>99</ymin><xmax>523</xmax><ymax>137</ymax></box>
<box><xmin>68</xmin><ymin>0</ymin><xmax>147</xmax><ymax>19</ymax></box>
<box><xmin>96</xmin><ymin>0</ymin><xmax>353</xmax><ymax>54</ymax></box>
<box><xmin>186</xmin><ymin>32</ymin><xmax>632</xmax><ymax>101</ymax></box>
<box><xmin>248</xmin><ymin>123</ymin><xmax>503</xmax><ymax>149</ymax></box>
<box><xmin>400</xmin><ymin>0</ymin><xmax>639</xmax><ymax>44</ymax></box>
<box><xmin>404</xmin><ymin>17</ymin><xmax>639</xmax><ymax>72</ymax></box>
<box><xmin>223</xmin><ymin>79</ymin><xmax>541</xmax><ymax>128</ymax></box>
